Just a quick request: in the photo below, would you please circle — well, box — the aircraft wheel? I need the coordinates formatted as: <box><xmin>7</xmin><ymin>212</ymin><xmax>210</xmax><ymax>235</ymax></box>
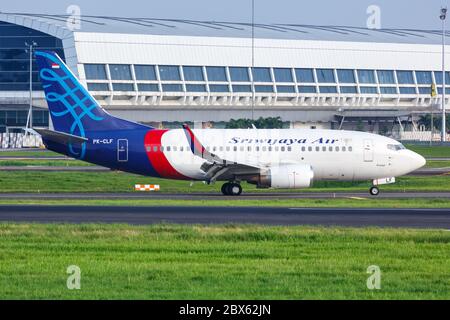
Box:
<box><xmin>221</xmin><ymin>183</ymin><xmax>231</xmax><ymax>195</ymax></box>
<box><xmin>229</xmin><ymin>183</ymin><xmax>242</xmax><ymax>196</ymax></box>
<box><xmin>369</xmin><ymin>186</ymin><xmax>379</xmax><ymax>196</ymax></box>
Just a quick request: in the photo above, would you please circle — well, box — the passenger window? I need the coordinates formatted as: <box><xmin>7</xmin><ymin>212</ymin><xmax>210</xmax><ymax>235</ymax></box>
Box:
<box><xmin>166</xmin><ymin>146</ymin><xmax>171</xmax><ymax>152</ymax></box>
<box><xmin>233</xmin><ymin>146</ymin><xmax>238</xmax><ymax>151</ymax></box>
<box><xmin>308</xmin><ymin>146</ymin><xmax>312</xmax><ymax>151</ymax></box>
<box><xmin>240</xmin><ymin>146</ymin><xmax>244</xmax><ymax>151</ymax></box>
<box><xmin>275</xmin><ymin>146</ymin><xmax>279</xmax><ymax>152</ymax></box>
<box><xmin>180</xmin><ymin>146</ymin><xmax>183</xmax><ymax>152</ymax></box>
<box><xmin>315</xmin><ymin>146</ymin><xmax>320</xmax><ymax>152</ymax></box>
<box><xmin>287</xmin><ymin>146</ymin><xmax>292</xmax><ymax>152</ymax></box>
<box><xmin>153</xmin><ymin>146</ymin><xmax>158</xmax><ymax>152</ymax></box>
<box><xmin>248</xmin><ymin>146</ymin><xmax>252</xmax><ymax>152</ymax></box>
<box><xmin>349</xmin><ymin>146</ymin><xmax>353</xmax><ymax>152</ymax></box>
<box><xmin>281</xmin><ymin>146</ymin><xmax>285</xmax><ymax>152</ymax></box>
<box><xmin>146</xmin><ymin>146</ymin><xmax>151</xmax><ymax>152</ymax></box>
<box><xmin>335</xmin><ymin>146</ymin><xmax>340</xmax><ymax>152</ymax></box>
<box><xmin>173</xmin><ymin>146</ymin><xmax>177</xmax><ymax>151</ymax></box>
<box><xmin>256</xmin><ymin>146</ymin><xmax>260</xmax><ymax>152</ymax></box>
<box><xmin>262</xmin><ymin>146</ymin><xmax>267</xmax><ymax>151</ymax></box>
<box><xmin>226</xmin><ymin>146</ymin><xmax>230</xmax><ymax>151</ymax></box>
<box><xmin>342</xmin><ymin>146</ymin><xmax>346</xmax><ymax>152</ymax></box>
<box><xmin>268</xmin><ymin>146</ymin><xmax>272</xmax><ymax>152</ymax></box>
<box><xmin>213</xmin><ymin>146</ymin><xmax>217</xmax><ymax>152</ymax></box>
<box><xmin>219</xmin><ymin>146</ymin><xmax>223</xmax><ymax>151</ymax></box>
<box><xmin>160</xmin><ymin>146</ymin><xmax>164</xmax><ymax>152</ymax></box>
<box><xmin>322</xmin><ymin>146</ymin><xmax>326</xmax><ymax>152</ymax></box>
<box><xmin>301</xmin><ymin>146</ymin><xmax>306</xmax><ymax>152</ymax></box>
<box><xmin>328</xmin><ymin>146</ymin><xmax>333</xmax><ymax>152</ymax></box>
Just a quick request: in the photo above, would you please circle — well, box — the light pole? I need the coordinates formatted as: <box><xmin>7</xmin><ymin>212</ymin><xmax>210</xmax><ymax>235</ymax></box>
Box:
<box><xmin>440</xmin><ymin>8</ymin><xmax>447</xmax><ymax>142</ymax></box>
<box><xmin>25</xmin><ymin>41</ymin><xmax>37</xmax><ymax>134</ymax></box>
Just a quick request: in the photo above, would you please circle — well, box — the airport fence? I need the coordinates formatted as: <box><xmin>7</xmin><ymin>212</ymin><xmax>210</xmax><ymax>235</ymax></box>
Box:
<box><xmin>0</xmin><ymin>133</ymin><xmax>43</xmax><ymax>149</ymax></box>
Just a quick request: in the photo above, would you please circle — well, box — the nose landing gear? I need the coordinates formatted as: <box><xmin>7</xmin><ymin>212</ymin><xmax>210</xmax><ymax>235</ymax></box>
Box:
<box><xmin>369</xmin><ymin>186</ymin><xmax>379</xmax><ymax>196</ymax></box>
<box><xmin>221</xmin><ymin>182</ymin><xmax>242</xmax><ymax>196</ymax></box>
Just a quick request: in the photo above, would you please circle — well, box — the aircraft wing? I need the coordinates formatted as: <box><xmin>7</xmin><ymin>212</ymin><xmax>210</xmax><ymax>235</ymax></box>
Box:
<box><xmin>182</xmin><ymin>124</ymin><xmax>261</xmax><ymax>182</ymax></box>
<box><xmin>35</xmin><ymin>128</ymin><xmax>88</xmax><ymax>144</ymax></box>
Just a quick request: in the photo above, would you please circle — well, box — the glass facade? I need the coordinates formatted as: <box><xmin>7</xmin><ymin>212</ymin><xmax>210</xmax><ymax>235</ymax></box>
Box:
<box><xmin>81</xmin><ymin>61</ymin><xmax>450</xmax><ymax>98</ymax></box>
<box><xmin>0</xmin><ymin>110</ymin><xmax>48</xmax><ymax>127</ymax></box>
<box><xmin>137</xmin><ymin>84</ymin><xmax>159</xmax><ymax>92</ymax></box>
<box><xmin>337</xmin><ymin>70</ymin><xmax>355</xmax><ymax>83</ymax></box>
<box><xmin>209</xmin><ymin>84</ymin><xmax>229</xmax><ymax>92</ymax></box>
<box><xmin>396</xmin><ymin>71</ymin><xmax>415</xmax><ymax>84</ymax></box>
<box><xmin>360</xmin><ymin>87</ymin><xmax>378</xmax><ymax>94</ymax></box>
<box><xmin>183</xmin><ymin>66</ymin><xmax>204</xmax><ymax>81</ymax></box>
<box><xmin>109</xmin><ymin>65</ymin><xmax>132</xmax><ymax>80</ymax></box>
<box><xmin>415</xmin><ymin>71</ymin><xmax>432</xmax><ymax>84</ymax></box>
<box><xmin>112</xmin><ymin>83</ymin><xmax>134</xmax><ymax>91</ymax></box>
<box><xmin>357</xmin><ymin>70</ymin><xmax>376</xmax><ymax>84</ymax></box>
<box><xmin>232</xmin><ymin>84</ymin><xmax>251</xmax><ymax>92</ymax></box>
<box><xmin>273</xmin><ymin>68</ymin><xmax>293</xmax><ymax>82</ymax></box>
<box><xmin>186</xmin><ymin>84</ymin><xmax>206</xmax><ymax>92</ymax></box>
<box><xmin>377</xmin><ymin>70</ymin><xmax>395</xmax><ymax>84</ymax></box>
<box><xmin>134</xmin><ymin>65</ymin><xmax>156</xmax><ymax>80</ymax></box>
<box><xmin>298</xmin><ymin>86</ymin><xmax>316</xmax><ymax>93</ymax></box>
<box><xmin>206</xmin><ymin>67</ymin><xmax>227</xmax><ymax>81</ymax></box>
<box><xmin>87</xmin><ymin>83</ymin><xmax>109</xmax><ymax>91</ymax></box>
<box><xmin>0</xmin><ymin>21</ymin><xmax>65</xmax><ymax>91</ymax></box>
<box><xmin>85</xmin><ymin>64</ymin><xmax>107</xmax><ymax>80</ymax></box>
<box><xmin>277</xmin><ymin>85</ymin><xmax>295</xmax><ymax>93</ymax></box>
<box><xmin>340</xmin><ymin>86</ymin><xmax>357</xmax><ymax>94</ymax></box>
<box><xmin>229</xmin><ymin>67</ymin><xmax>249</xmax><ymax>81</ymax></box>
<box><xmin>295</xmin><ymin>69</ymin><xmax>314</xmax><ymax>83</ymax></box>
<box><xmin>316</xmin><ymin>69</ymin><xmax>335</xmax><ymax>83</ymax></box>
<box><xmin>159</xmin><ymin>66</ymin><xmax>181</xmax><ymax>80</ymax></box>
<box><xmin>252</xmin><ymin>68</ymin><xmax>272</xmax><ymax>82</ymax></box>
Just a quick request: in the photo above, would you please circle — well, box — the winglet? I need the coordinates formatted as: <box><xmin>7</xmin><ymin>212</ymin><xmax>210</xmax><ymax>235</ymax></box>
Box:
<box><xmin>182</xmin><ymin>124</ymin><xmax>225</xmax><ymax>164</ymax></box>
<box><xmin>182</xmin><ymin>123</ymin><xmax>205</xmax><ymax>157</ymax></box>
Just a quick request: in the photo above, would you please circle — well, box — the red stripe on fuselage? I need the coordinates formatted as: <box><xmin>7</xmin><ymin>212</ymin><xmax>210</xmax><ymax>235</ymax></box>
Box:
<box><xmin>144</xmin><ymin>130</ymin><xmax>189</xmax><ymax>180</ymax></box>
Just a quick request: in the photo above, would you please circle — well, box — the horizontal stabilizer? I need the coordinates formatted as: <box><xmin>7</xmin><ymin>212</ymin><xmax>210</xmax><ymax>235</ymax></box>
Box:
<box><xmin>34</xmin><ymin>128</ymin><xmax>88</xmax><ymax>144</ymax></box>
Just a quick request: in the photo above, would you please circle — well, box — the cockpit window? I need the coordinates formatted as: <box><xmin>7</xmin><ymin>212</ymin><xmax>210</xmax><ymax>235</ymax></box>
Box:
<box><xmin>387</xmin><ymin>144</ymin><xmax>405</xmax><ymax>151</ymax></box>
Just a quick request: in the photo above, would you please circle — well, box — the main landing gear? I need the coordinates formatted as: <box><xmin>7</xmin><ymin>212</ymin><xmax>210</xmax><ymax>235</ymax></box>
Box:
<box><xmin>221</xmin><ymin>182</ymin><xmax>242</xmax><ymax>196</ymax></box>
<box><xmin>369</xmin><ymin>186</ymin><xmax>380</xmax><ymax>196</ymax></box>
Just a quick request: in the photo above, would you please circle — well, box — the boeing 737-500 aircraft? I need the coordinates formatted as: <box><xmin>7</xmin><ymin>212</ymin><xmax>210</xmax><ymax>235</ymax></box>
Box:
<box><xmin>33</xmin><ymin>51</ymin><xmax>426</xmax><ymax>196</ymax></box>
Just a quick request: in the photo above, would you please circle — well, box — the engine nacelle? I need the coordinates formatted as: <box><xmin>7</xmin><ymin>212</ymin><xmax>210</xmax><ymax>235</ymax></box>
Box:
<box><xmin>253</xmin><ymin>164</ymin><xmax>314</xmax><ymax>189</ymax></box>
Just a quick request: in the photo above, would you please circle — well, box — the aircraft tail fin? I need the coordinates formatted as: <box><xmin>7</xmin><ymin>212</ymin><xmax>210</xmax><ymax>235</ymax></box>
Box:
<box><xmin>35</xmin><ymin>50</ymin><xmax>148</xmax><ymax>135</ymax></box>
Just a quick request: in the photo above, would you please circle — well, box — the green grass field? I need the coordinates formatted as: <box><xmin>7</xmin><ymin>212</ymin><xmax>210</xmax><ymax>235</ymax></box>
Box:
<box><xmin>0</xmin><ymin>223</ymin><xmax>448</xmax><ymax>300</ymax></box>
<box><xmin>0</xmin><ymin>198</ymin><xmax>449</xmax><ymax>208</ymax></box>
<box><xmin>0</xmin><ymin>159</ymin><xmax>93</xmax><ymax>167</ymax></box>
<box><xmin>405</xmin><ymin>144</ymin><xmax>450</xmax><ymax>158</ymax></box>
<box><xmin>0</xmin><ymin>150</ymin><xmax>60</xmax><ymax>158</ymax></box>
<box><xmin>0</xmin><ymin>170</ymin><xmax>448</xmax><ymax>193</ymax></box>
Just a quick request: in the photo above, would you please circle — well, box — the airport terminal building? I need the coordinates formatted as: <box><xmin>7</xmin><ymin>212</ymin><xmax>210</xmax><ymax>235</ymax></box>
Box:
<box><xmin>1</xmin><ymin>12</ymin><xmax>450</xmax><ymax>136</ymax></box>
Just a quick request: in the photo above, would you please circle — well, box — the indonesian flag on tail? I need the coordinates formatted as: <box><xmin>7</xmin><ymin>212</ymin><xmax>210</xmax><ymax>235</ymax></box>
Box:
<box><xmin>51</xmin><ymin>63</ymin><xmax>60</xmax><ymax>69</ymax></box>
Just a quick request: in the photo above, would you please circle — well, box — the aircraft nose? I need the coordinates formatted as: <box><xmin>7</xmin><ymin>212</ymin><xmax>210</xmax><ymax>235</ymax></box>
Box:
<box><xmin>405</xmin><ymin>150</ymin><xmax>426</xmax><ymax>172</ymax></box>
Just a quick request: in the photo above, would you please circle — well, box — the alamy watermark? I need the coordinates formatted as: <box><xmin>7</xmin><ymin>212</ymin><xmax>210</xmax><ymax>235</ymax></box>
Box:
<box><xmin>367</xmin><ymin>5</ymin><xmax>381</xmax><ymax>29</ymax></box>
<box><xmin>366</xmin><ymin>265</ymin><xmax>381</xmax><ymax>290</ymax></box>
<box><xmin>66</xmin><ymin>5</ymin><xmax>82</xmax><ymax>31</ymax></box>
<box><xmin>66</xmin><ymin>265</ymin><xmax>81</xmax><ymax>290</ymax></box>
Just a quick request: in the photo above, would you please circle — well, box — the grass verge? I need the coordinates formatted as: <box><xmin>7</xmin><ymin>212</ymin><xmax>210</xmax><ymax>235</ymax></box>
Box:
<box><xmin>0</xmin><ymin>198</ymin><xmax>450</xmax><ymax>208</ymax></box>
<box><xmin>0</xmin><ymin>171</ymin><xmax>449</xmax><ymax>193</ymax></box>
<box><xmin>0</xmin><ymin>223</ymin><xmax>448</xmax><ymax>299</ymax></box>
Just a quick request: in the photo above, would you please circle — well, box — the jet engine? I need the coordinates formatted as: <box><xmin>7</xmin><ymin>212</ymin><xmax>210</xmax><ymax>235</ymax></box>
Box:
<box><xmin>249</xmin><ymin>164</ymin><xmax>314</xmax><ymax>189</ymax></box>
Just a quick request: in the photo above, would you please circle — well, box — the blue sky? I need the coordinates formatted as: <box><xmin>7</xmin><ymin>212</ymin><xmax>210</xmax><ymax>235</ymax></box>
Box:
<box><xmin>1</xmin><ymin>0</ymin><xmax>449</xmax><ymax>29</ymax></box>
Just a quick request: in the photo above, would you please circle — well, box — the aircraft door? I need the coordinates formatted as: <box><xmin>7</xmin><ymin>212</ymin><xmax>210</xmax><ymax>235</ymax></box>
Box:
<box><xmin>117</xmin><ymin>139</ymin><xmax>128</xmax><ymax>162</ymax></box>
<box><xmin>363</xmin><ymin>139</ymin><xmax>373</xmax><ymax>162</ymax></box>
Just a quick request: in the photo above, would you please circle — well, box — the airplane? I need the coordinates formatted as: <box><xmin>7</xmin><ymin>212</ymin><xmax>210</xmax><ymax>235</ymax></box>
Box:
<box><xmin>33</xmin><ymin>51</ymin><xmax>426</xmax><ymax>196</ymax></box>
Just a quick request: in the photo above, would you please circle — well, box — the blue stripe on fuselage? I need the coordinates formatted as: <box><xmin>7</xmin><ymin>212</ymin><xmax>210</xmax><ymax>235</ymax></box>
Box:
<box><xmin>43</xmin><ymin>128</ymin><xmax>161</xmax><ymax>177</ymax></box>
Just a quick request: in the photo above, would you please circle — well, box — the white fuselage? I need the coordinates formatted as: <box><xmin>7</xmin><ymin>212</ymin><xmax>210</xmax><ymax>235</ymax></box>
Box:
<box><xmin>158</xmin><ymin>129</ymin><xmax>425</xmax><ymax>182</ymax></box>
